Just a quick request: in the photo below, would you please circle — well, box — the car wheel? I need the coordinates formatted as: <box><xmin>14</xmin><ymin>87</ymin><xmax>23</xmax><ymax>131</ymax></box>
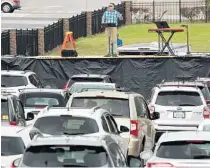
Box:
<box><xmin>1</xmin><ymin>3</ymin><xmax>13</xmax><ymax>13</ymax></box>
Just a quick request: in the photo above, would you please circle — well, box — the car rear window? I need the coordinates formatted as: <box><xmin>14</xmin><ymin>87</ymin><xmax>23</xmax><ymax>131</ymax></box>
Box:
<box><xmin>19</xmin><ymin>92</ymin><xmax>66</xmax><ymax>107</ymax></box>
<box><xmin>1</xmin><ymin>99</ymin><xmax>9</xmax><ymax>116</ymax></box>
<box><xmin>33</xmin><ymin>116</ymin><xmax>99</xmax><ymax>135</ymax></box>
<box><xmin>69</xmin><ymin>77</ymin><xmax>104</xmax><ymax>86</ymax></box>
<box><xmin>71</xmin><ymin>97</ymin><xmax>130</xmax><ymax>117</ymax></box>
<box><xmin>207</xmin><ymin>81</ymin><xmax>210</xmax><ymax>92</ymax></box>
<box><xmin>156</xmin><ymin>140</ymin><xmax>210</xmax><ymax>159</ymax></box>
<box><xmin>1</xmin><ymin>75</ymin><xmax>28</xmax><ymax>87</ymax></box>
<box><xmin>156</xmin><ymin>91</ymin><xmax>203</xmax><ymax>106</ymax></box>
<box><xmin>22</xmin><ymin>145</ymin><xmax>110</xmax><ymax>167</ymax></box>
<box><xmin>1</xmin><ymin>136</ymin><xmax>25</xmax><ymax>156</ymax></box>
<box><xmin>69</xmin><ymin>83</ymin><xmax>115</xmax><ymax>94</ymax></box>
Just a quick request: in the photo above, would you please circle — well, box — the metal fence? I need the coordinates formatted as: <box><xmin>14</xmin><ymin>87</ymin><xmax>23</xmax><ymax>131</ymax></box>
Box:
<box><xmin>91</xmin><ymin>2</ymin><xmax>126</xmax><ymax>35</ymax></box>
<box><xmin>69</xmin><ymin>13</ymin><xmax>87</xmax><ymax>40</ymax></box>
<box><xmin>16</xmin><ymin>29</ymin><xmax>38</xmax><ymax>56</ymax></box>
<box><xmin>1</xmin><ymin>31</ymin><xmax>10</xmax><ymax>55</ymax></box>
<box><xmin>44</xmin><ymin>19</ymin><xmax>64</xmax><ymax>53</ymax></box>
<box><xmin>132</xmin><ymin>0</ymin><xmax>210</xmax><ymax>23</ymax></box>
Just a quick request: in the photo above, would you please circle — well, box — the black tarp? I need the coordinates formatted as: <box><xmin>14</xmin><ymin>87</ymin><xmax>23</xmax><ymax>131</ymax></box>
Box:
<box><xmin>1</xmin><ymin>56</ymin><xmax>210</xmax><ymax>99</ymax></box>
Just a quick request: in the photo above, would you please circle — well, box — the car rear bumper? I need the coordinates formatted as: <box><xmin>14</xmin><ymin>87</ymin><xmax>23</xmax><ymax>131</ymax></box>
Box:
<box><xmin>127</xmin><ymin>137</ymin><xmax>141</xmax><ymax>157</ymax></box>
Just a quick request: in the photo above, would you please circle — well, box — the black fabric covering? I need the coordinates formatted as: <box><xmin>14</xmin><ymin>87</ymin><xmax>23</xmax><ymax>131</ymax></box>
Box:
<box><xmin>2</xmin><ymin>57</ymin><xmax>210</xmax><ymax>99</ymax></box>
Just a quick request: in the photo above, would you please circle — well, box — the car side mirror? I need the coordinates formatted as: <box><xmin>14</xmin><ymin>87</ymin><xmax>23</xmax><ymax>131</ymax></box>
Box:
<box><xmin>119</xmin><ymin>125</ymin><xmax>129</xmax><ymax>132</ymax></box>
<box><xmin>152</xmin><ymin>112</ymin><xmax>160</xmax><ymax>120</ymax></box>
<box><xmin>12</xmin><ymin>158</ymin><xmax>21</xmax><ymax>167</ymax></box>
<box><xmin>140</xmin><ymin>150</ymin><xmax>153</xmax><ymax>161</ymax></box>
<box><xmin>26</xmin><ymin>112</ymin><xmax>34</xmax><ymax>121</ymax></box>
<box><xmin>127</xmin><ymin>156</ymin><xmax>142</xmax><ymax>167</ymax></box>
<box><xmin>29</xmin><ymin>127</ymin><xmax>42</xmax><ymax>140</ymax></box>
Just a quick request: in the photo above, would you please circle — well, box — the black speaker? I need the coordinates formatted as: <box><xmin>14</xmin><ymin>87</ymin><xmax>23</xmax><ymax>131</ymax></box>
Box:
<box><xmin>61</xmin><ymin>50</ymin><xmax>78</xmax><ymax>57</ymax></box>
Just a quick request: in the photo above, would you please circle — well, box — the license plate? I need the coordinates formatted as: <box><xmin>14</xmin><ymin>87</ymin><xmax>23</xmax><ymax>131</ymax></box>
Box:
<box><xmin>173</xmin><ymin>112</ymin><xmax>185</xmax><ymax>118</ymax></box>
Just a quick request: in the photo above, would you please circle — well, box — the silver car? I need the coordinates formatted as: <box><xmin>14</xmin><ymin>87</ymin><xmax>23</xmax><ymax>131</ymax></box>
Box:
<box><xmin>1</xmin><ymin>0</ymin><xmax>21</xmax><ymax>13</ymax></box>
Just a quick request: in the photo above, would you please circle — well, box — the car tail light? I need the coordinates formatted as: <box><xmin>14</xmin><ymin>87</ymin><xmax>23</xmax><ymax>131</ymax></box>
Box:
<box><xmin>10</xmin><ymin>121</ymin><xmax>17</xmax><ymax>126</ymax></box>
<box><xmin>62</xmin><ymin>81</ymin><xmax>69</xmax><ymax>91</ymax></box>
<box><xmin>130</xmin><ymin>120</ymin><xmax>138</xmax><ymax>136</ymax></box>
<box><xmin>203</xmin><ymin>106</ymin><xmax>210</xmax><ymax>118</ymax></box>
<box><xmin>147</xmin><ymin>162</ymin><xmax>175</xmax><ymax>168</ymax></box>
<box><xmin>149</xmin><ymin>104</ymin><xmax>155</xmax><ymax>117</ymax></box>
<box><xmin>13</xmin><ymin>0</ymin><xmax>18</xmax><ymax>4</ymax></box>
<box><xmin>10</xmin><ymin>164</ymin><xmax>16</xmax><ymax>168</ymax></box>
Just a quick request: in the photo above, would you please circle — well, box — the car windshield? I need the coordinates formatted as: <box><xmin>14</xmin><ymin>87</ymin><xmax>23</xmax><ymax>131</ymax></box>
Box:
<box><xmin>203</xmin><ymin>125</ymin><xmax>210</xmax><ymax>131</ymax></box>
<box><xmin>1</xmin><ymin>75</ymin><xmax>28</xmax><ymax>87</ymax></box>
<box><xmin>156</xmin><ymin>140</ymin><xmax>210</xmax><ymax>159</ymax></box>
<box><xmin>69</xmin><ymin>83</ymin><xmax>115</xmax><ymax>94</ymax></box>
<box><xmin>22</xmin><ymin>145</ymin><xmax>110</xmax><ymax>167</ymax></box>
<box><xmin>1</xmin><ymin>136</ymin><xmax>25</xmax><ymax>156</ymax></box>
<box><xmin>71</xmin><ymin>97</ymin><xmax>130</xmax><ymax>117</ymax></box>
<box><xmin>69</xmin><ymin>77</ymin><xmax>104</xmax><ymax>87</ymax></box>
<box><xmin>1</xmin><ymin>99</ymin><xmax>9</xmax><ymax>116</ymax></box>
<box><xmin>33</xmin><ymin>116</ymin><xmax>99</xmax><ymax>135</ymax></box>
<box><xmin>156</xmin><ymin>91</ymin><xmax>203</xmax><ymax>106</ymax></box>
<box><xmin>19</xmin><ymin>92</ymin><xmax>66</xmax><ymax>107</ymax></box>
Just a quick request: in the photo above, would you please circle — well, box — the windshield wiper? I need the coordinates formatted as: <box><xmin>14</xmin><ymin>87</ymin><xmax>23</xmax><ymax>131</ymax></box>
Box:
<box><xmin>193</xmin><ymin>155</ymin><xmax>210</xmax><ymax>159</ymax></box>
<box><xmin>63</xmin><ymin>132</ymin><xmax>85</xmax><ymax>135</ymax></box>
<box><xmin>178</xmin><ymin>104</ymin><xmax>196</xmax><ymax>106</ymax></box>
<box><xmin>63</xmin><ymin>164</ymin><xmax>87</xmax><ymax>167</ymax></box>
<box><xmin>1</xmin><ymin>153</ymin><xmax>6</xmax><ymax>156</ymax></box>
<box><xmin>112</xmin><ymin>113</ymin><xmax>123</xmax><ymax>116</ymax></box>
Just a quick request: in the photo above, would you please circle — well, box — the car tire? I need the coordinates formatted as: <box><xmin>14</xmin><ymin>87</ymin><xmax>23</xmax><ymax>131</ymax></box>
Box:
<box><xmin>1</xmin><ymin>3</ymin><xmax>13</xmax><ymax>13</ymax></box>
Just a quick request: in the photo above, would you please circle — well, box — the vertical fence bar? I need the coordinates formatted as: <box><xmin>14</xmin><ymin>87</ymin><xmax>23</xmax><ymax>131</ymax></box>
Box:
<box><xmin>152</xmin><ymin>0</ymin><xmax>155</xmax><ymax>22</ymax></box>
<box><xmin>180</xmin><ymin>1</ymin><xmax>181</xmax><ymax>23</ymax></box>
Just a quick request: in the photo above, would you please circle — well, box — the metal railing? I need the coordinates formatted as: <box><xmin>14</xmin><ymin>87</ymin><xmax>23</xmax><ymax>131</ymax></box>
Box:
<box><xmin>16</xmin><ymin>29</ymin><xmax>38</xmax><ymax>56</ymax></box>
<box><xmin>69</xmin><ymin>12</ymin><xmax>87</xmax><ymax>40</ymax></box>
<box><xmin>1</xmin><ymin>31</ymin><xmax>10</xmax><ymax>55</ymax></box>
<box><xmin>132</xmin><ymin>0</ymin><xmax>210</xmax><ymax>23</ymax></box>
<box><xmin>44</xmin><ymin>19</ymin><xmax>64</xmax><ymax>52</ymax></box>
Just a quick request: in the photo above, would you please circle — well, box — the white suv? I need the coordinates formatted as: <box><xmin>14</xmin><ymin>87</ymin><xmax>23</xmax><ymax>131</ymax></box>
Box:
<box><xmin>12</xmin><ymin>134</ymin><xmax>130</xmax><ymax>167</ymax></box>
<box><xmin>148</xmin><ymin>86</ymin><xmax>210</xmax><ymax>141</ymax></box>
<box><xmin>1</xmin><ymin>70</ymin><xmax>43</xmax><ymax>96</ymax></box>
<box><xmin>66</xmin><ymin>91</ymin><xmax>160</xmax><ymax>162</ymax></box>
<box><xmin>27</xmin><ymin>106</ymin><xmax>127</xmax><ymax>156</ymax></box>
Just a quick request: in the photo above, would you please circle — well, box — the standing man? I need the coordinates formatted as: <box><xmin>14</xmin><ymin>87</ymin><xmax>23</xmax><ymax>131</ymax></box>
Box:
<box><xmin>102</xmin><ymin>3</ymin><xmax>123</xmax><ymax>57</ymax></box>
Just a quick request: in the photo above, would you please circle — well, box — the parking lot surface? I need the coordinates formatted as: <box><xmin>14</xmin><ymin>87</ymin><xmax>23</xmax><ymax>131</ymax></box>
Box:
<box><xmin>1</xmin><ymin>0</ymin><xmax>121</xmax><ymax>30</ymax></box>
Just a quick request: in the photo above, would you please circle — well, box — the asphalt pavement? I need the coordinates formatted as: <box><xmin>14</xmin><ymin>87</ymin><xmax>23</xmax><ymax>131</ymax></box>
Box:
<box><xmin>1</xmin><ymin>0</ymin><xmax>122</xmax><ymax>30</ymax></box>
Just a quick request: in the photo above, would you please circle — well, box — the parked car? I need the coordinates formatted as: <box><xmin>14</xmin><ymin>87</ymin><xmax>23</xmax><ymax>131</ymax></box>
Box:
<box><xmin>12</xmin><ymin>134</ymin><xmax>138</xmax><ymax>167</ymax></box>
<box><xmin>1</xmin><ymin>70</ymin><xmax>43</xmax><ymax>96</ymax></box>
<box><xmin>159</xmin><ymin>80</ymin><xmax>210</xmax><ymax>107</ymax></box>
<box><xmin>68</xmin><ymin>82</ymin><xmax>117</xmax><ymax>95</ymax></box>
<box><xmin>63</xmin><ymin>74</ymin><xmax>114</xmax><ymax>90</ymax></box>
<box><xmin>66</xmin><ymin>90</ymin><xmax>160</xmax><ymax>163</ymax></box>
<box><xmin>27</xmin><ymin>106</ymin><xmax>128</xmax><ymax>156</ymax></box>
<box><xmin>140</xmin><ymin>131</ymin><xmax>210</xmax><ymax>167</ymax></box>
<box><xmin>18</xmin><ymin>88</ymin><xmax>70</xmax><ymax>117</ymax></box>
<box><xmin>148</xmin><ymin>86</ymin><xmax>210</xmax><ymax>142</ymax></box>
<box><xmin>198</xmin><ymin>119</ymin><xmax>210</xmax><ymax>131</ymax></box>
<box><xmin>1</xmin><ymin>125</ymin><xmax>30</xmax><ymax>168</ymax></box>
<box><xmin>1</xmin><ymin>0</ymin><xmax>21</xmax><ymax>13</ymax></box>
<box><xmin>1</xmin><ymin>92</ymin><xmax>34</xmax><ymax>126</ymax></box>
